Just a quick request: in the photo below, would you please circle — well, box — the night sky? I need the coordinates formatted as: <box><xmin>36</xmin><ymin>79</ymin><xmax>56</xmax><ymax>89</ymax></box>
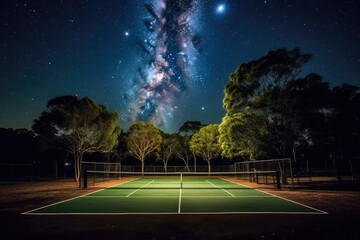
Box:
<box><xmin>1</xmin><ymin>0</ymin><xmax>359</xmax><ymax>133</ymax></box>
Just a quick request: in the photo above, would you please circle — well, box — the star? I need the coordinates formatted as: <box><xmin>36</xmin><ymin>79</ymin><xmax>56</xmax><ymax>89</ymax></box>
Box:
<box><xmin>124</xmin><ymin>31</ymin><xmax>129</xmax><ymax>37</ymax></box>
<box><xmin>215</xmin><ymin>3</ymin><xmax>226</xmax><ymax>14</ymax></box>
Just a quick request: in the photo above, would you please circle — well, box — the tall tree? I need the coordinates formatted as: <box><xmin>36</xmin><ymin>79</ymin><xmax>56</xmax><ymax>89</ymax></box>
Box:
<box><xmin>127</xmin><ymin>122</ymin><xmax>162</xmax><ymax>175</ymax></box>
<box><xmin>178</xmin><ymin>121</ymin><xmax>203</xmax><ymax>171</ymax></box>
<box><xmin>219</xmin><ymin>109</ymin><xmax>271</xmax><ymax>160</ymax></box>
<box><xmin>159</xmin><ymin>133</ymin><xmax>177</xmax><ymax>172</ymax></box>
<box><xmin>327</xmin><ymin>84</ymin><xmax>360</xmax><ymax>180</ymax></box>
<box><xmin>190</xmin><ymin>124</ymin><xmax>221</xmax><ymax>175</ymax></box>
<box><xmin>174</xmin><ymin>134</ymin><xmax>192</xmax><ymax>171</ymax></box>
<box><xmin>114</xmin><ymin>130</ymin><xmax>128</xmax><ymax>162</ymax></box>
<box><xmin>32</xmin><ymin>95</ymin><xmax>121</xmax><ymax>182</ymax></box>
<box><xmin>220</xmin><ymin>48</ymin><xmax>331</xmax><ymax>163</ymax></box>
<box><xmin>223</xmin><ymin>48</ymin><xmax>312</xmax><ymax>115</ymax></box>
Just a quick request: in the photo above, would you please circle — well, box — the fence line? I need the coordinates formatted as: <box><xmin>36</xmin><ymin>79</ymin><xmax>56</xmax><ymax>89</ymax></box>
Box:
<box><xmin>120</xmin><ymin>165</ymin><xmax>235</xmax><ymax>172</ymax></box>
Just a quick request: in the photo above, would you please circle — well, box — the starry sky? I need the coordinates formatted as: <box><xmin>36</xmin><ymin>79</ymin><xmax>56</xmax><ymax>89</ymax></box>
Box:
<box><xmin>1</xmin><ymin>0</ymin><xmax>359</xmax><ymax>133</ymax></box>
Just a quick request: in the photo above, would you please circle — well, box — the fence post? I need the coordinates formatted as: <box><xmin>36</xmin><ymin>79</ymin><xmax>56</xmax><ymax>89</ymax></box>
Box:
<box><xmin>276</xmin><ymin>171</ymin><xmax>281</xmax><ymax>189</ymax></box>
<box><xmin>83</xmin><ymin>170</ymin><xmax>87</xmax><ymax>189</ymax></box>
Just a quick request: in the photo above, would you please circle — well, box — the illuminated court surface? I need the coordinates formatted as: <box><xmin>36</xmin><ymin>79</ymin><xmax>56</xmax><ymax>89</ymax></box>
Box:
<box><xmin>22</xmin><ymin>178</ymin><xmax>327</xmax><ymax>215</ymax></box>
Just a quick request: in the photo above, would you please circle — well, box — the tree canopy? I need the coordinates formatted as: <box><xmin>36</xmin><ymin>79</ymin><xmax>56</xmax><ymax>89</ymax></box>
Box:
<box><xmin>127</xmin><ymin>122</ymin><xmax>162</xmax><ymax>175</ymax></box>
<box><xmin>223</xmin><ymin>48</ymin><xmax>312</xmax><ymax>115</ymax></box>
<box><xmin>220</xmin><ymin>48</ymin><xmax>331</xmax><ymax>161</ymax></box>
<box><xmin>158</xmin><ymin>132</ymin><xmax>178</xmax><ymax>172</ymax></box>
<box><xmin>32</xmin><ymin>95</ymin><xmax>121</xmax><ymax>182</ymax></box>
<box><xmin>219</xmin><ymin>109</ymin><xmax>270</xmax><ymax>160</ymax></box>
<box><xmin>178</xmin><ymin>121</ymin><xmax>203</xmax><ymax>136</ymax></box>
<box><xmin>190</xmin><ymin>124</ymin><xmax>221</xmax><ymax>174</ymax></box>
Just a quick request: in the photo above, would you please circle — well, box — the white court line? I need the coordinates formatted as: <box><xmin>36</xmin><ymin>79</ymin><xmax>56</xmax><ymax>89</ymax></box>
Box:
<box><xmin>126</xmin><ymin>180</ymin><xmax>155</xmax><ymax>197</ymax></box>
<box><xmin>23</xmin><ymin>211</ymin><xmax>328</xmax><ymax>216</ymax></box>
<box><xmin>205</xmin><ymin>180</ymin><xmax>235</xmax><ymax>197</ymax></box>
<box><xmin>220</xmin><ymin>178</ymin><xmax>328</xmax><ymax>214</ymax></box>
<box><xmin>83</xmin><ymin>195</ymin><xmax>275</xmax><ymax>198</ymax></box>
<box><xmin>21</xmin><ymin>178</ymin><xmax>140</xmax><ymax>215</ymax></box>
<box><xmin>178</xmin><ymin>188</ymin><xmax>182</xmax><ymax>213</ymax></box>
<box><xmin>23</xmin><ymin>178</ymin><xmax>327</xmax><ymax>215</ymax></box>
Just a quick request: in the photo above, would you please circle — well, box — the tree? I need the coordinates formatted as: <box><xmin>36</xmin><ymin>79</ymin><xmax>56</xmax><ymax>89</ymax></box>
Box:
<box><xmin>114</xmin><ymin>130</ymin><xmax>128</xmax><ymax>162</ymax></box>
<box><xmin>159</xmin><ymin>133</ymin><xmax>177</xmax><ymax>172</ymax></box>
<box><xmin>219</xmin><ymin>109</ymin><xmax>271</xmax><ymax>160</ymax></box>
<box><xmin>178</xmin><ymin>121</ymin><xmax>203</xmax><ymax>171</ymax></box>
<box><xmin>223</xmin><ymin>48</ymin><xmax>312</xmax><ymax>115</ymax></box>
<box><xmin>190</xmin><ymin>124</ymin><xmax>221</xmax><ymax>174</ymax></box>
<box><xmin>327</xmin><ymin>84</ymin><xmax>360</xmax><ymax>180</ymax></box>
<box><xmin>220</xmin><ymin>48</ymin><xmax>331</xmax><ymax>163</ymax></box>
<box><xmin>127</xmin><ymin>122</ymin><xmax>162</xmax><ymax>175</ymax></box>
<box><xmin>178</xmin><ymin>121</ymin><xmax>203</xmax><ymax>136</ymax></box>
<box><xmin>174</xmin><ymin>134</ymin><xmax>192</xmax><ymax>171</ymax></box>
<box><xmin>0</xmin><ymin>128</ymin><xmax>38</xmax><ymax>164</ymax></box>
<box><xmin>32</xmin><ymin>95</ymin><xmax>121</xmax><ymax>182</ymax></box>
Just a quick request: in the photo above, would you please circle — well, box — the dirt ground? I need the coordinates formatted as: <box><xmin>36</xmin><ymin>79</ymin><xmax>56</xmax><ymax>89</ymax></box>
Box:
<box><xmin>1</xmin><ymin>178</ymin><xmax>359</xmax><ymax>240</ymax></box>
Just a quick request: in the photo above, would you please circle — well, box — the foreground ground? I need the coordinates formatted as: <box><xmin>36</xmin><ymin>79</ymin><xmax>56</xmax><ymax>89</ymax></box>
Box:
<box><xmin>1</xmin><ymin>178</ymin><xmax>359</xmax><ymax>240</ymax></box>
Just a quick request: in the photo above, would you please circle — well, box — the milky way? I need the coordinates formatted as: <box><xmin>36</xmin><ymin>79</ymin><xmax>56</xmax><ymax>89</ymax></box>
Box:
<box><xmin>126</xmin><ymin>0</ymin><xmax>203</xmax><ymax>127</ymax></box>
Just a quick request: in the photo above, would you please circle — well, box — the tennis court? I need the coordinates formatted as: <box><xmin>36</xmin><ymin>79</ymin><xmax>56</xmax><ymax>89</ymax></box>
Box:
<box><xmin>22</xmin><ymin>174</ymin><xmax>327</xmax><ymax>215</ymax></box>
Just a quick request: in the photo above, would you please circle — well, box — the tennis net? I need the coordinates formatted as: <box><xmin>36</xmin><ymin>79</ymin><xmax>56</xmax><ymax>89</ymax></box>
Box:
<box><xmin>82</xmin><ymin>170</ymin><xmax>281</xmax><ymax>189</ymax></box>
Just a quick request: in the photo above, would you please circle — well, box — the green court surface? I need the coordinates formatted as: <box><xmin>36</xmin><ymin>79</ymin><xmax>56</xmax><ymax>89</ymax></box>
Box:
<box><xmin>23</xmin><ymin>178</ymin><xmax>327</xmax><ymax>215</ymax></box>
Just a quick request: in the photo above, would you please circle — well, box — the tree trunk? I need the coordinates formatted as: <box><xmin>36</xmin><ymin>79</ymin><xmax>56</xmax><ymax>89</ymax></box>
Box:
<box><xmin>192</xmin><ymin>151</ymin><xmax>197</xmax><ymax>172</ymax></box>
<box><xmin>141</xmin><ymin>159</ymin><xmax>144</xmax><ymax>176</ymax></box>
<box><xmin>164</xmin><ymin>162</ymin><xmax>167</xmax><ymax>172</ymax></box>
<box><xmin>208</xmin><ymin>160</ymin><xmax>211</xmax><ymax>176</ymax></box>
<box><xmin>184</xmin><ymin>162</ymin><xmax>189</xmax><ymax>172</ymax></box>
<box><xmin>74</xmin><ymin>153</ymin><xmax>80</xmax><ymax>182</ymax></box>
<box><xmin>292</xmin><ymin>146</ymin><xmax>297</xmax><ymax>164</ymax></box>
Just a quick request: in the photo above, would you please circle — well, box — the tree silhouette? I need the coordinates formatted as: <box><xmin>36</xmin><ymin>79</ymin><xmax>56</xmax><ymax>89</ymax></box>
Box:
<box><xmin>33</xmin><ymin>95</ymin><xmax>121</xmax><ymax>182</ymax></box>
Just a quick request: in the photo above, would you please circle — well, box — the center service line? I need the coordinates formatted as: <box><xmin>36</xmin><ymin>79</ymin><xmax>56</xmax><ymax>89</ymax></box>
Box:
<box><xmin>126</xmin><ymin>180</ymin><xmax>155</xmax><ymax>197</ymax></box>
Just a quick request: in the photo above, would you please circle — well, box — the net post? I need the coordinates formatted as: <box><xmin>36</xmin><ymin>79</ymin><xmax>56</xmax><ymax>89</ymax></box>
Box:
<box><xmin>276</xmin><ymin>170</ymin><xmax>281</xmax><ymax>189</ymax></box>
<box><xmin>83</xmin><ymin>170</ymin><xmax>88</xmax><ymax>189</ymax></box>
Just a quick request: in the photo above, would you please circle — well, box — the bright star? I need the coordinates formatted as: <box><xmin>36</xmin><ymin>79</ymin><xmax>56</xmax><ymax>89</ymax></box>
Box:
<box><xmin>125</xmin><ymin>31</ymin><xmax>129</xmax><ymax>37</ymax></box>
<box><xmin>201</xmin><ymin>106</ymin><xmax>205</xmax><ymax>110</ymax></box>
<box><xmin>216</xmin><ymin>3</ymin><xmax>226</xmax><ymax>14</ymax></box>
